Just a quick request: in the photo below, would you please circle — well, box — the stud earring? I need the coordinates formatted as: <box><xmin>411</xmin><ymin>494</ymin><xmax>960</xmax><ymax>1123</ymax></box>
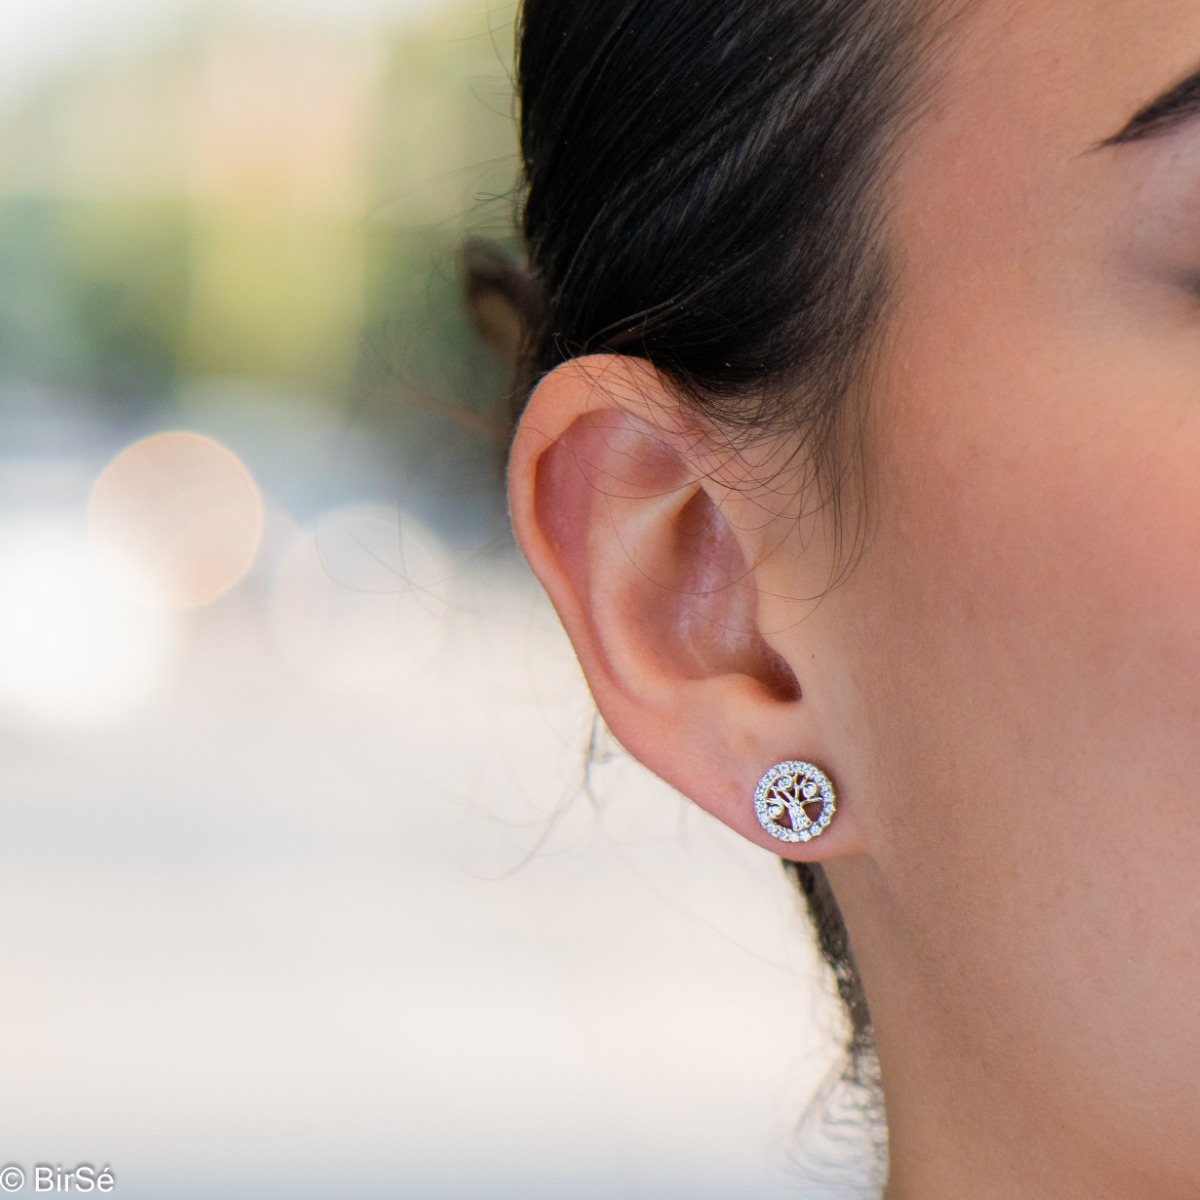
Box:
<box><xmin>754</xmin><ymin>760</ymin><xmax>836</xmax><ymax>844</ymax></box>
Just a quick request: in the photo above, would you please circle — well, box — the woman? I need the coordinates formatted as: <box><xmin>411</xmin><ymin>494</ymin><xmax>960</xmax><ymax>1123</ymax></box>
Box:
<box><xmin>497</xmin><ymin>0</ymin><xmax>1200</xmax><ymax>1195</ymax></box>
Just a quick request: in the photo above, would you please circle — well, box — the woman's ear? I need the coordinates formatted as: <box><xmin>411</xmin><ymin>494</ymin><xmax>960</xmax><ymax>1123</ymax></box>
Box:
<box><xmin>507</xmin><ymin>354</ymin><xmax>864</xmax><ymax>859</ymax></box>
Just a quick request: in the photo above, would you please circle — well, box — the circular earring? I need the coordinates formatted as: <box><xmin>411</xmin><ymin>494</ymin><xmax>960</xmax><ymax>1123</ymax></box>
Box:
<box><xmin>754</xmin><ymin>760</ymin><xmax>836</xmax><ymax>844</ymax></box>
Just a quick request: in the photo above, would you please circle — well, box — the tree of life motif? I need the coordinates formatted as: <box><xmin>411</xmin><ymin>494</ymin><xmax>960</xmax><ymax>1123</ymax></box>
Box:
<box><xmin>754</xmin><ymin>761</ymin><xmax>835</xmax><ymax>843</ymax></box>
<box><xmin>765</xmin><ymin>770</ymin><xmax>819</xmax><ymax>834</ymax></box>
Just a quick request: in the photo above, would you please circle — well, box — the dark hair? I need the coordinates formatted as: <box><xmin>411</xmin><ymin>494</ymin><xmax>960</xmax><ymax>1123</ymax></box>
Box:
<box><xmin>489</xmin><ymin>0</ymin><xmax>940</xmax><ymax>1100</ymax></box>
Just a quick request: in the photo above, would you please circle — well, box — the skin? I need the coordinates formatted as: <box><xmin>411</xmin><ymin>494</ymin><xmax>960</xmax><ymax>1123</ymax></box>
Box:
<box><xmin>508</xmin><ymin>2</ymin><xmax>1200</xmax><ymax>1196</ymax></box>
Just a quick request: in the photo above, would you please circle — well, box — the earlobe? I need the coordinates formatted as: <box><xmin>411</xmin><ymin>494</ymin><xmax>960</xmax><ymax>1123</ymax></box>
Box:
<box><xmin>508</xmin><ymin>354</ymin><xmax>864</xmax><ymax>861</ymax></box>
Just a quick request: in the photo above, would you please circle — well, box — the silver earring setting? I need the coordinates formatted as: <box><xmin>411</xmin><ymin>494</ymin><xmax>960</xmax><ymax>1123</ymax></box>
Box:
<box><xmin>754</xmin><ymin>760</ymin><xmax>836</xmax><ymax>843</ymax></box>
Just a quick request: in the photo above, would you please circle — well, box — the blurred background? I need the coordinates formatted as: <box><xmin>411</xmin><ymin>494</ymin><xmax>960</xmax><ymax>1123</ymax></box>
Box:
<box><xmin>0</xmin><ymin>1</ymin><xmax>870</xmax><ymax>1196</ymax></box>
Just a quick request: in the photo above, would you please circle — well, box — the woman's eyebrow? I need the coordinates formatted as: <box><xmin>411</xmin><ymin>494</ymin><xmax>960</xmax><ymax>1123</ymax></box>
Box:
<box><xmin>1102</xmin><ymin>64</ymin><xmax>1200</xmax><ymax>147</ymax></box>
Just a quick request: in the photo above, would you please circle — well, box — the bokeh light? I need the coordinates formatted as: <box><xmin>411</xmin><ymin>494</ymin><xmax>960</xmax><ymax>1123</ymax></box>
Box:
<box><xmin>0</xmin><ymin>515</ymin><xmax>172</xmax><ymax>723</ymax></box>
<box><xmin>269</xmin><ymin>503</ymin><xmax>451</xmax><ymax>690</ymax></box>
<box><xmin>88</xmin><ymin>431</ymin><xmax>263</xmax><ymax>609</ymax></box>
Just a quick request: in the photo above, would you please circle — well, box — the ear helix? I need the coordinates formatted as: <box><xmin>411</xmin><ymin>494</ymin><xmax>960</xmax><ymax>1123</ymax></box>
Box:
<box><xmin>754</xmin><ymin>760</ymin><xmax>836</xmax><ymax>844</ymax></box>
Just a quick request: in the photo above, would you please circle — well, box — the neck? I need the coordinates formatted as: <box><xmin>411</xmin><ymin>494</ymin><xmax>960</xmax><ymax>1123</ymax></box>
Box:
<box><xmin>825</xmin><ymin>855</ymin><xmax>1196</xmax><ymax>1200</ymax></box>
